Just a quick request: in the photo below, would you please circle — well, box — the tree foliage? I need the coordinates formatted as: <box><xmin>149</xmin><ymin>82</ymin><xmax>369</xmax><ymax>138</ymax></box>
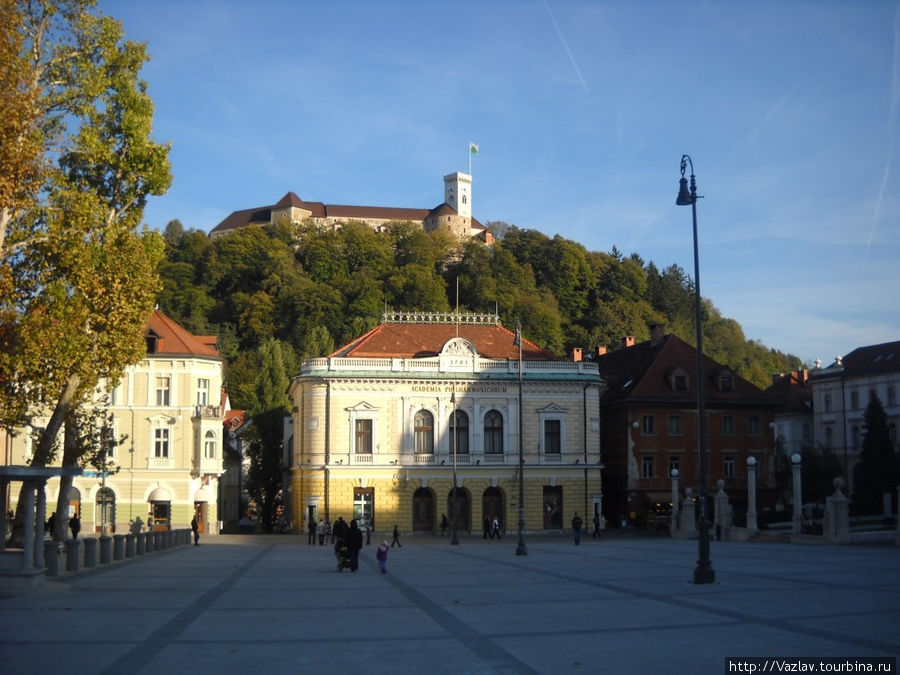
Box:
<box><xmin>852</xmin><ymin>394</ymin><xmax>897</xmax><ymax>513</ymax></box>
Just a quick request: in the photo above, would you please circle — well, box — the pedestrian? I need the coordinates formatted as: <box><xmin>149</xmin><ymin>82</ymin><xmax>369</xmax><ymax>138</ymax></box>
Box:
<box><xmin>317</xmin><ymin>519</ymin><xmax>326</xmax><ymax>545</ymax></box>
<box><xmin>326</xmin><ymin>520</ymin><xmax>333</xmax><ymax>544</ymax></box>
<box><xmin>308</xmin><ymin>517</ymin><xmax>317</xmax><ymax>545</ymax></box>
<box><xmin>483</xmin><ymin>515</ymin><xmax>490</xmax><ymax>539</ymax></box>
<box><xmin>46</xmin><ymin>512</ymin><xmax>56</xmax><ymax>536</ymax></box>
<box><xmin>69</xmin><ymin>513</ymin><xmax>81</xmax><ymax>540</ymax></box>
<box><xmin>347</xmin><ymin>519</ymin><xmax>363</xmax><ymax>571</ymax></box>
<box><xmin>391</xmin><ymin>524</ymin><xmax>402</xmax><ymax>548</ymax></box>
<box><xmin>191</xmin><ymin>515</ymin><xmax>200</xmax><ymax>545</ymax></box>
<box><xmin>376</xmin><ymin>540</ymin><xmax>389</xmax><ymax>573</ymax></box>
<box><xmin>491</xmin><ymin>517</ymin><xmax>502</xmax><ymax>539</ymax></box>
<box><xmin>592</xmin><ymin>513</ymin><xmax>602</xmax><ymax>538</ymax></box>
<box><xmin>440</xmin><ymin>514</ymin><xmax>448</xmax><ymax>536</ymax></box>
<box><xmin>278</xmin><ymin>513</ymin><xmax>287</xmax><ymax>534</ymax></box>
<box><xmin>571</xmin><ymin>512</ymin><xmax>583</xmax><ymax>545</ymax></box>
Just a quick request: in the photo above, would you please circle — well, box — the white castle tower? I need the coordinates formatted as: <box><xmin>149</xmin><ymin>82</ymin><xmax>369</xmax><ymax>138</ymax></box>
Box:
<box><xmin>443</xmin><ymin>172</ymin><xmax>472</xmax><ymax>219</ymax></box>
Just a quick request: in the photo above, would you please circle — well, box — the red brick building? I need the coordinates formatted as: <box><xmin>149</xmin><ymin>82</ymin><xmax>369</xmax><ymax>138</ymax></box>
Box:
<box><xmin>595</xmin><ymin>326</ymin><xmax>779</xmax><ymax>529</ymax></box>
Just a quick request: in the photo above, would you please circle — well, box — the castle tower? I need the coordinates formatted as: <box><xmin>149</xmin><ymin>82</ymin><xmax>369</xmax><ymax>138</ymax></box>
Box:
<box><xmin>443</xmin><ymin>172</ymin><xmax>472</xmax><ymax>220</ymax></box>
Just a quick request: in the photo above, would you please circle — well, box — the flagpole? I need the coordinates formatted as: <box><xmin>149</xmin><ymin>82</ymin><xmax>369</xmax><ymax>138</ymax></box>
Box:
<box><xmin>468</xmin><ymin>143</ymin><xmax>472</xmax><ymax>176</ymax></box>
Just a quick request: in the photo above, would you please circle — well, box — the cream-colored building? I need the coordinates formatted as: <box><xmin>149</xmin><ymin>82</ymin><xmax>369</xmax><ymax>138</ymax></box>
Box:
<box><xmin>7</xmin><ymin>310</ymin><xmax>226</xmax><ymax>535</ymax></box>
<box><xmin>287</xmin><ymin>312</ymin><xmax>604</xmax><ymax>537</ymax></box>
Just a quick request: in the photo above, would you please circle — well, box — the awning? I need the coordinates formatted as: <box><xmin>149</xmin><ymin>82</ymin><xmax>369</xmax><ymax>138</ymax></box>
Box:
<box><xmin>193</xmin><ymin>487</ymin><xmax>210</xmax><ymax>502</ymax></box>
<box><xmin>148</xmin><ymin>487</ymin><xmax>171</xmax><ymax>502</ymax></box>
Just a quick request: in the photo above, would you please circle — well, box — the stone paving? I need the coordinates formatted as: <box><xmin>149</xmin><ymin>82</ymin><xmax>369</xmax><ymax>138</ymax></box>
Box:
<box><xmin>0</xmin><ymin>533</ymin><xmax>897</xmax><ymax>674</ymax></box>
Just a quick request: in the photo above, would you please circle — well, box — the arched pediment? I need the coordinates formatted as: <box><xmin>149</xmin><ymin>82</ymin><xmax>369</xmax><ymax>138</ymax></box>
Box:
<box><xmin>440</xmin><ymin>337</ymin><xmax>478</xmax><ymax>357</ymax></box>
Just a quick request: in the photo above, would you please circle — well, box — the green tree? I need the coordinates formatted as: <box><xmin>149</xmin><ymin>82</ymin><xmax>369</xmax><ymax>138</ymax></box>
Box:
<box><xmin>852</xmin><ymin>395</ymin><xmax>897</xmax><ymax>514</ymax></box>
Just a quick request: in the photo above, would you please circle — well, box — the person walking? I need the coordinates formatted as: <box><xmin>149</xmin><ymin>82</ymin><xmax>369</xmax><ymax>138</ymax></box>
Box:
<box><xmin>390</xmin><ymin>525</ymin><xmax>402</xmax><ymax>548</ymax></box>
<box><xmin>347</xmin><ymin>519</ymin><xmax>363</xmax><ymax>571</ymax></box>
<box><xmin>571</xmin><ymin>512</ymin><xmax>583</xmax><ymax>545</ymax></box>
<box><xmin>592</xmin><ymin>512</ymin><xmax>602</xmax><ymax>538</ymax></box>
<box><xmin>317</xmin><ymin>519</ymin><xmax>326</xmax><ymax>545</ymax></box>
<box><xmin>376</xmin><ymin>540</ymin><xmax>389</xmax><ymax>573</ymax></box>
<box><xmin>308</xmin><ymin>517</ymin><xmax>317</xmax><ymax>545</ymax></box>
<box><xmin>491</xmin><ymin>517</ymin><xmax>502</xmax><ymax>539</ymax></box>
<box><xmin>440</xmin><ymin>514</ymin><xmax>448</xmax><ymax>537</ymax></box>
<box><xmin>68</xmin><ymin>513</ymin><xmax>81</xmax><ymax>540</ymax></box>
<box><xmin>191</xmin><ymin>515</ymin><xmax>200</xmax><ymax>545</ymax></box>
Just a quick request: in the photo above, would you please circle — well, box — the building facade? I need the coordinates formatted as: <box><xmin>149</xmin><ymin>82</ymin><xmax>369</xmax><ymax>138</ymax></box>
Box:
<box><xmin>210</xmin><ymin>171</ymin><xmax>492</xmax><ymax>244</ymax></box>
<box><xmin>595</xmin><ymin>326</ymin><xmax>779</xmax><ymax>529</ymax></box>
<box><xmin>809</xmin><ymin>340</ymin><xmax>900</xmax><ymax>485</ymax></box>
<box><xmin>7</xmin><ymin>310</ymin><xmax>226</xmax><ymax>535</ymax></box>
<box><xmin>286</xmin><ymin>312</ymin><xmax>603</xmax><ymax>536</ymax></box>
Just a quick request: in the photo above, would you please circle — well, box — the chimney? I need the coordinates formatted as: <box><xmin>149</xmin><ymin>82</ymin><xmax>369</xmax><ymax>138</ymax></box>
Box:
<box><xmin>649</xmin><ymin>322</ymin><xmax>665</xmax><ymax>346</ymax></box>
<box><xmin>622</xmin><ymin>336</ymin><xmax>635</xmax><ymax>348</ymax></box>
<box><xmin>596</xmin><ymin>346</ymin><xmax>607</xmax><ymax>356</ymax></box>
<box><xmin>571</xmin><ymin>347</ymin><xmax>583</xmax><ymax>362</ymax></box>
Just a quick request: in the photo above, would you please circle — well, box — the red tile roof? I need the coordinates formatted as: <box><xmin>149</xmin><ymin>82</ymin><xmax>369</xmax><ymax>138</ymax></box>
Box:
<box><xmin>331</xmin><ymin>321</ymin><xmax>559</xmax><ymax>361</ymax></box>
<box><xmin>146</xmin><ymin>309</ymin><xmax>220</xmax><ymax>358</ymax></box>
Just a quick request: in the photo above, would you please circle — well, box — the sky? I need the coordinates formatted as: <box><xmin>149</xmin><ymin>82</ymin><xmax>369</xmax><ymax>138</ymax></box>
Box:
<box><xmin>100</xmin><ymin>0</ymin><xmax>900</xmax><ymax>366</ymax></box>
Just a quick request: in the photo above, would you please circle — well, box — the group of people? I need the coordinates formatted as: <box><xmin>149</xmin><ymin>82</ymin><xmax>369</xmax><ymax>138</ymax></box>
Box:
<box><xmin>570</xmin><ymin>512</ymin><xmax>605</xmax><ymax>545</ymax></box>
<box><xmin>43</xmin><ymin>512</ymin><xmax>80</xmax><ymax>539</ymax></box>
<box><xmin>481</xmin><ymin>515</ymin><xmax>503</xmax><ymax>539</ymax></box>
<box><xmin>310</xmin><ymin>516</ymin><xmax>374</xmax><ymax>546</ymax></box>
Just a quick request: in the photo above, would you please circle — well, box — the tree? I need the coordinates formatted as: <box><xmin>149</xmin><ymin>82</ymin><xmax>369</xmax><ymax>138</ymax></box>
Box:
<box><xmin>244</xmin><ymin>339</ymin><xmax>293</xmax><ymax>531</ymax></box>
<box><xmin>853</xmin><ymin>395</ymin><xmax>897</xmax><ymax>514</ymax></box>
<box><xmin>0</xmin><ymin>0</ymin><xmax>170</xmax><ymax>532</ymax></box>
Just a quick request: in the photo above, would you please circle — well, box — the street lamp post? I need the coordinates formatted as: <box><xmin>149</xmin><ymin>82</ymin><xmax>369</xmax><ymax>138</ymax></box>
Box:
<box><xmin>676</xmin><ymin>154</ymin><xmax>715</xmax><ymax>584</ymax></box>
<box><xmin>514</xmin><ymin>321</ymin><xmax>527</xmax><ymax>556</ymax></box>
<box><xmin>450</xmin><ymin>391</ymin><xmax>459</xmax><ymax>545</ymax></box>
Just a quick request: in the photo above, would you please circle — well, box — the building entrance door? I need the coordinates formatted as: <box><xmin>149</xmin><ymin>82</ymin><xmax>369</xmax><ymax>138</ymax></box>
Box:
<box><xmin>412</xmin><ymin>488</ymin><xmax>434</xmax><ymax>531</ymax></box>
<box><xmin>482</xmin><ymin>487</ymin><xmax>504</xmax><ymax>532</ymax></box>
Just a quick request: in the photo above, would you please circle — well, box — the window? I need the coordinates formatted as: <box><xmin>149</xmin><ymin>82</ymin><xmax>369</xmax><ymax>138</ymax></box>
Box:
<box><xmin>641</xmin><ymin>456</ymin><xmax>655</xmax><ymax>479</ymax></box>
<box><xmin>451</xmin><ymin>410</ymin><xmax>468</xmax><ymax>454</ymax></box>
<box><xmin>824</xmin><ymin>393</ymin><xmax>832</xmax><ymax>413</ymax></box>
<box><xmin>888</xmin><ymin>386</ymin><xmax>896</xmax><ymax>406</ymax></box>
<box><xmin>197</xmin><ymin>379</ymin><xmax>210</xmax><ymax>406</ymax></box>
<box><xmin>668</xmin><ymin>415</ymin><xmax>683</xmax><ymax>436</ymax></box>
<box><xmin>852</xmin><ymin>425</ymin><xmax>860</xmax><ymax>451</ymax></box>
<box><xmin>722</xmin><ymin>416</ymin><xmax>735</xmax><ymax>435</ymax></box>
<box><xmin>668</xmin><ymin>456</ymin><xmax>681</xmax><ymax>476</ymax></box>
<box><xmin>484</xmin><ymin>411</ymin><xmax>503</xmax><ymax>454</ymax></box>
<box><xmin>718</xmin><ymin>373</ymin><xmax>734</xmax><ymax>391</ymax></box>
<box><xmin>204</xmin><ymin>430</ymin><xmax>216</xmax><ymax>459</ymax></box>
<box><xmin>414</xmin><ymin>410</ymin><xmax>433</xmax><ymax>454</ymax></box>
<box><xmin>544</xmin><ymin>420</ymin><xmax>561</xmax><ymax>454</ymax></box>
<box><xmin>102</xmin><ymin>424</ymin><xmax>116</xmax><ymax>458</ymax></box>
<box><xmin>641</xmin><ymin>415</ymin><xmax>655</xmax><ymax>436</ymax></box>
<box><xmin>824</xmin><ymin>426</ymin><xmax>833</xmax><ymax>449</ymax></box>
<box><xmin>156</xmin><ymin>376</ymin><xmax>170</xmax><ymax>406</ymax></box>
<box><xmin>748</xmin><ymin>416</ymin><xmax>760</xmax><ymax>435</ymax></box>
<box><xmin>355</xmin><ymin>419</ymin><xmax>373</xmax><ymax>454</ymax></box>
<box><xmin>723</xmin><ymin>456</ymin><xmax>735</xmax><ymax>478</ymax></box>
<box><xmin>868</xmin><ymin>389</ymin><xmax>877</xmax><ymax>405</ymax></box>
<box><xmin>674</xmin><ymin>374</ymin><xmax>688</xmax><ymax>391</ymax></box>
<box><xmin>850</xmin><ymin>390</ymin><xmax>859</xmax><ymax>410</ymax></box>
<box><xmin>154</xmin><ymin>428</ymin><xmax>169</xmax><ymax>458</ymax></box>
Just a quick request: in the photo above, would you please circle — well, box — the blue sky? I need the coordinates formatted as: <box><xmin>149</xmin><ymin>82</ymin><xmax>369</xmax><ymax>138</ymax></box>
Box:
<box><xmin>102</xmin><ymin>0</ymin><xmax>900</xmax><ymax>366</ymax></box>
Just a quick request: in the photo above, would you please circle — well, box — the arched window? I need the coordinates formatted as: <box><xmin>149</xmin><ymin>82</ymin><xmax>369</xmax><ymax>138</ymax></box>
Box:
<box><xmin>484</xmin><ymin>410</ymin><xmax>503</xmax><ymax>454</ymax></box>
<box><xmin>415</xmin><ymin>410</ymin><xmax>434</xmax><ymax>454</ymax></box>
<box><xmin>204</xmin><ymin>430</ymin><xmax>216</xmax><ymax>459</ymax></box>
<box><xmin>451</xmin><ymin>410</ymin><xmax>469</xmax><ymax>454</ymax></box>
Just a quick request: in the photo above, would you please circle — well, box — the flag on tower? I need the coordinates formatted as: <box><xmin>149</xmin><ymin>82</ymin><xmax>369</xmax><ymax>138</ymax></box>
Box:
<box><xmin>469</xmin><ymin>142</ymin><xmax>479</xmax><ymax>154</ymax></box>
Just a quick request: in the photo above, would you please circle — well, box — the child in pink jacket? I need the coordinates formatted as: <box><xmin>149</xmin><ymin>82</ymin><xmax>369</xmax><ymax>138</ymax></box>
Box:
<box><xmin>376</xmin><ymin>540</ymin><xmax>389</xmax><ymax>573</ymax></box>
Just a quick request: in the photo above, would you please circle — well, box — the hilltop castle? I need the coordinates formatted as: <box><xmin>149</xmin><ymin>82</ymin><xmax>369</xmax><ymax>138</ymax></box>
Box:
<box><xmin>209</xmin><ymin>171</ymin><xmax>493</xmax><ymax>244</ymax></box>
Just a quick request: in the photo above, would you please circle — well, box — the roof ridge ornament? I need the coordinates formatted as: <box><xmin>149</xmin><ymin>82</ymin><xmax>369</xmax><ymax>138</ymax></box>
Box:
<box><xmin>380</xmin><ymin>311</ymin><xmax>500</xmax><ymax>325</ymax></box>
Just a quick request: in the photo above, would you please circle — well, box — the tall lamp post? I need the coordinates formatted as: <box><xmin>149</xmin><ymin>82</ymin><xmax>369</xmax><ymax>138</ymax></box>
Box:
<box><xmin>450</xmin><ymin>391</ymin><xmax>459</xmax><ymax>545</ymax></box>
<box><xmin>514</xmin><ymin>321</ymin><xmax>527</xmax><ymax>555</ymax></box>
<box><xmin>676</xmin><ymin>154</ymin><xmax>715</xmax><ymax>584</ymax></box>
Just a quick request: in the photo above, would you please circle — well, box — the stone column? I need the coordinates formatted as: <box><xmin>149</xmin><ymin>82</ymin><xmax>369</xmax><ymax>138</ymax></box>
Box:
<box><xmin>99</xmin><ymin>535</ymin><xmax>112</xmax><ymax>564</ymax></box>
<box><xmin>791</xmin><ymin>453</ymin><xmax>802</xmax><ymax>535</ymax></box>
<box><xmin>44</xmin><ymin>540</ymin><xmax>60</xmax><ymax>577</ymax></box>
<box><xmin>681</xmin><ymin>488</ymin><xmax>697</xmax><ymax>537</ymax></box>
<box><xmin>34</xmin><ymin>479</ymin><xmax>47</xmax><ymax>569</ymax></box>
<box><xmin>21</xmin><ymin>482</ymin><xmax>35</xmax><ymax>570</ymax></box>
<box><xmin>125</xmin><ymin>533</ymin><xmax>135</xmax><ymax>558</ymax></box>
<box><xmin>83</xmin><ymin>537</ymin><xmax>98</xmax><ymax>568</ymax></box>
<box><xmin>714</xmin><ymin>479</ymin><xmax>730</xmax><ymax>540</ymax></box>
<box><xmin>670</xmin><ymin>469</ymin><xmax>680</xmax><ymax>534</ymax></box>
<box><xmin>824</xmin><ymin>477</ymin><xmax>850</xmax><ymax>544</ymax></box>
<box><xmin>145</xmin><ymin>531</ymin><xmax>154</xmax><ymax>553</ymax></box>
<box><xmin>0</xmin><ymin>480</ymin><xmax>8</xmax><ymax>552</ymax></box>
<box><xmin>746</xmin><ymin>456</ymin><xmax>758</xmax><ymax>534</ymax></box>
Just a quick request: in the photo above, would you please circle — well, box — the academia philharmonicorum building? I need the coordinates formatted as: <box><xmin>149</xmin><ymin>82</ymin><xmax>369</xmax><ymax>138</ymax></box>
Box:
<box><xmin>287</xmin><ymin>312</ymin><xmax>604</xmax><ymax>536</ymax></box>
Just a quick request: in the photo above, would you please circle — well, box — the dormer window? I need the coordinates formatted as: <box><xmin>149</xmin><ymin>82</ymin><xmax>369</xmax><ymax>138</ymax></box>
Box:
<box><xmin>667</xmin><ymin>367</ymin><xmax>690</xmax><ymax>392</ymax></box>
<box><xmin>718</xmin><ymin>373</ymin><xmax>734</xmax><ymax>392</ymax></box>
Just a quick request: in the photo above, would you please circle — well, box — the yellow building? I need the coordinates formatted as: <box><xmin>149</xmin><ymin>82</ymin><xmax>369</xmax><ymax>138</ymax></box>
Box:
<box><xmin>287</xmin><ymin>312</ymin><xmax>604</xmax><ymax>537</ymax></box>
<box><xmin>7</xmin><ymin>310</ymin><xmax>226</xmax><ymax>535</ymax></box>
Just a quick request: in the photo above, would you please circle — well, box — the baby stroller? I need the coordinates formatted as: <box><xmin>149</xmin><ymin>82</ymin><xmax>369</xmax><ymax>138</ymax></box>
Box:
<box><xmin>334</xmin><ymin>537</ymin><xmax>351</xmax><ymax>572</ymax></box>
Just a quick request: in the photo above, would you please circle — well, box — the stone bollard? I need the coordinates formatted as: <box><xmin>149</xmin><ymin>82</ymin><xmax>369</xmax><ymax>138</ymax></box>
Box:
<box><xmin>99</xmin><ymin>535</ymin><xmax>113</xmax><ymax>564</ymax></box>
<box><xmin>670</xmin><ymin>469</ymin><xmax>680</xmax><ymax>535</ymax></box>
<box><xmin>66</xmin><ymin>539</ymin><xmax>82</xmax><ymax>572</ymax></box>
<box><xmin>44</xmin><ymin>540</ymin><xmax>60</xmax><ymax>577</ymax></box>
<box><xmin>83</xmin><ymin>537</ymin><xmax>98</xmax><ymax>568</ymax></box>
<box><xmin>714</xmin><ymin>479</ymin><xmax>731</xmax><ymax>540</ymax></box>
<box><xmin>156</xmin><ymin>531</ymin><xmax>165</xmax><ymax>550</ymax></box>
<box><xmin>746</xmin><ymin>457</ymin><xmax>759</xmax><ymax>534</ymax></box>
<box><xmin>791</xmin><ymin>453</ymin><xmax>803</xmax><ymax>535</ymax></box>
<box><xmin>145</xmin><ymin>531</ymin><xmax>154</xmax><ymax>553</ymax></box>
<box><xmin>824</xmin><ymin>477</ymin><xmax>850</xmax><ymax>544</ymax></box>
<box><xmin>113</xmin><ymin>534</ymin><xmax>126</xmax><ymax>560</ymax></box>
<box><xmin>166</xmin><ymin>530</ymin><xmax>175</xmax><ymax>548</ymax></box>
<box><xmin>125</xmin><ymin>533</ymin><xmax>135</xmax><ymax>558</ymax></box>
<box><xmin>136</xmin><ymin>532</ymin><xmax>144</xmax><ymax>555</ymax></box>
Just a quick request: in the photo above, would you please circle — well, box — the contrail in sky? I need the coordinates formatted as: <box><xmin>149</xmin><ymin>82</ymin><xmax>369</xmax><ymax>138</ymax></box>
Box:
<box><xmin>865</xmin><ymin>1</ymin><xmax>900</xmax><ymax>259</ymax></box>
<box><xmin>542</xmin><ymin>0</ymin><xmax>589</xmax><ymax>93</ymax></box>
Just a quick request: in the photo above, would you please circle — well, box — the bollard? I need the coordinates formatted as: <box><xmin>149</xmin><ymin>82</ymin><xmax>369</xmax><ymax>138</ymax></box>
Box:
<box><xmin>125</xmin><ymin>533</ymin><xmax>135</xmax><ymax>558</ymax></box>
<box><xmin>44</xmin><ymin>540</ymin><xmax>60</xmax><ymax>577</ymax></box>
<box><xmin>66</xmin><ymin>539</ymin><xmax>82</xmax><ymax>572</ymax></box>
<box><xmin>136</xmin><ymin>532</ymin><xmax>144</xmax><ymax>555</ymax></box>
<box><xmin>99</xmin><ymin>535</ymin><xmax>113</xmax><ymax>564</ymax></box>
<box><xmin>113</xmin><ymin>534</ymin><xmax>126</xmax><ymax>560</ymax></box>
<box><xmin>145</xmin><ymin>531</ymin><xmax>154</xmax><ymax>553</ymax></box>
<box><xmin>83</xmin><ymin>538</ymin><xmax>98</xmax><ymax>568</ymax></box>
<box><xmin>166</xmin><ymin>530</ymin><xmax>175</xmax><ymax>548</ymax></box>
<box><xmin>155</xmin><ymin>531</ymin><xmax>164</xmax><ymax>550</ymax></box>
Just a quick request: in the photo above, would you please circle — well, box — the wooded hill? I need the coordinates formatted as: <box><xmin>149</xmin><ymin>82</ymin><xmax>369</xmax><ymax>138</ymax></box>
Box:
<box><xmin>158</xmin><ymin>219</ymin><xmax>801</xmax><ymax>412</ymax></box>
